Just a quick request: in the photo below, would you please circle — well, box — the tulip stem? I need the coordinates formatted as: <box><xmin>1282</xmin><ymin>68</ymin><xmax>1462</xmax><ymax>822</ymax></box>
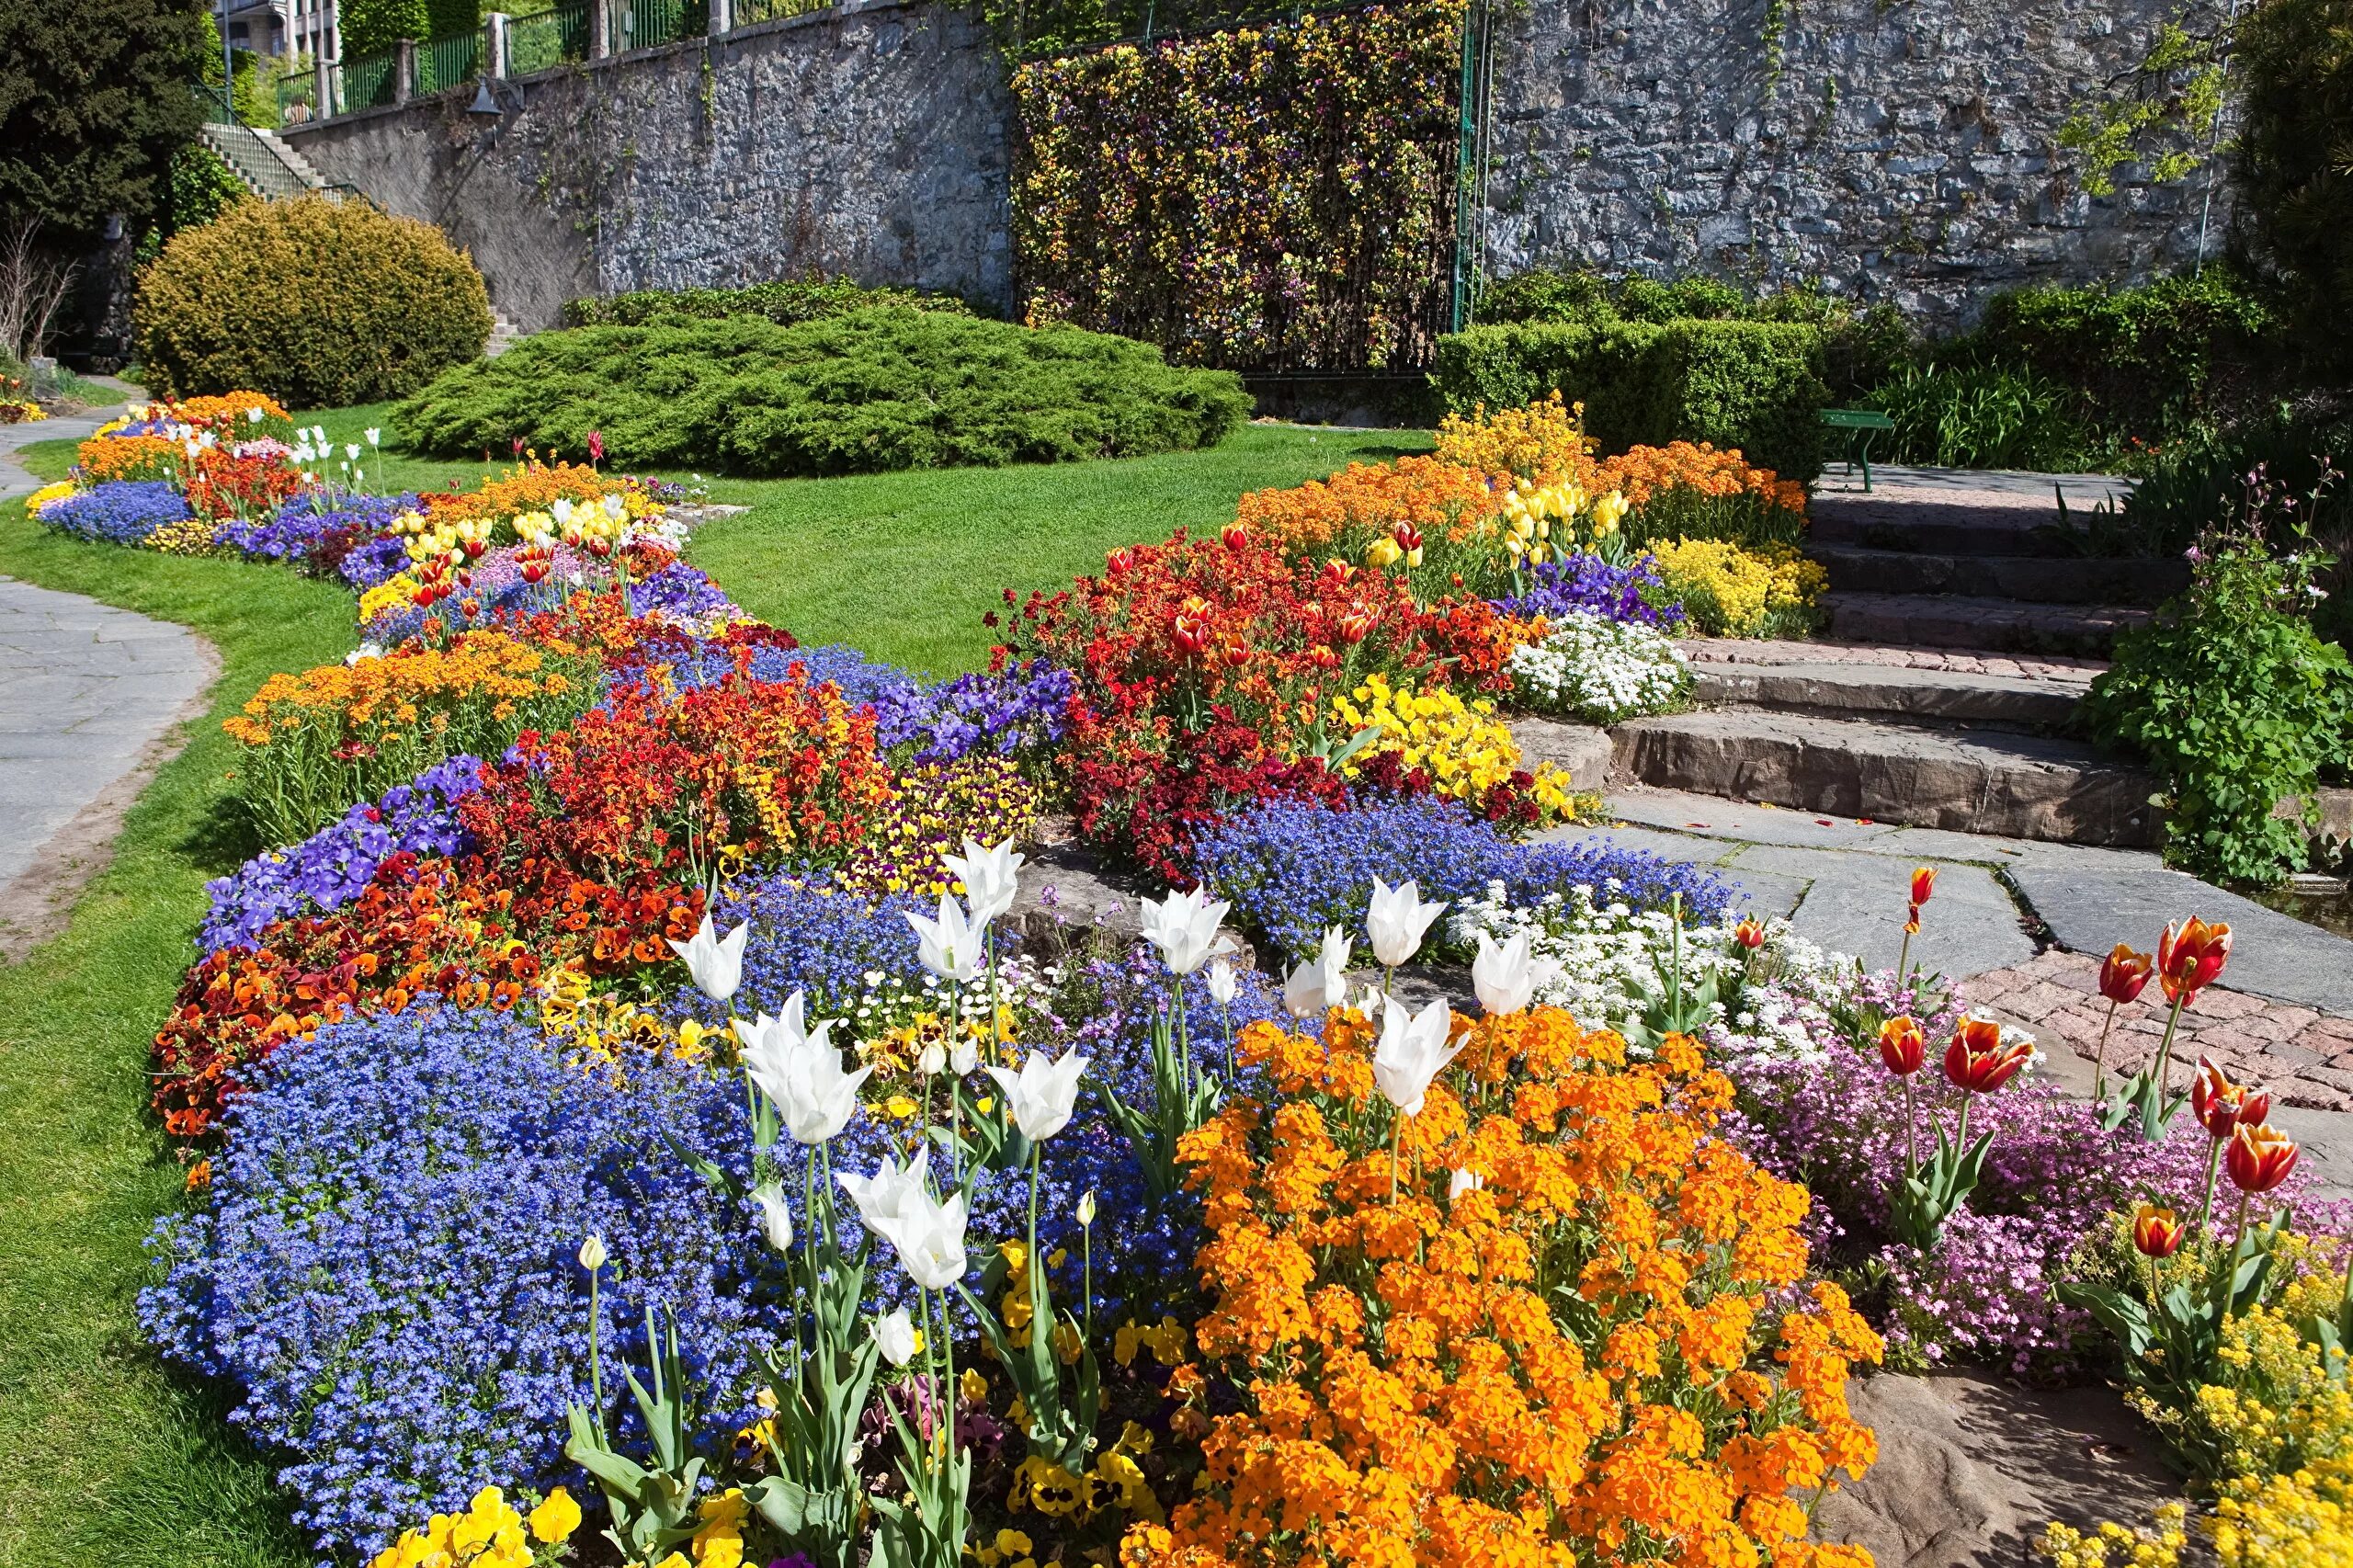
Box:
<box><xmin>2093</xmin><ymin>998</ymin><xmax>2120</xmax><ymax>1099</ymax></box>
<box><xmin>1902</xmin><ymin>1074</ymin><xmax>1919</xmax><ymax>1174</ymax></box>
<box><xmin>1389</xmin><ymin>1118</ymin><xmax>1402</xmax><ymax>1205</ymax></box>
<box><xmin>2151</xmin><ymin>989</ymin><xmax>2190</xmax><ymax>1115</ymax></box>
<box><xmin>585</xmin><ymin>1259</ymin><xmax>606</xmax><ymax>1442</ymax></box>
<box><xmin>2196</xmin><ymin>1138</ymin><xmax>2224</xmax><ymax>1251</ymax></box>
<box><xmin>1895</xmin><ymin>928</ymin><xmax>1912</xmax><ymax>990</ymax></box>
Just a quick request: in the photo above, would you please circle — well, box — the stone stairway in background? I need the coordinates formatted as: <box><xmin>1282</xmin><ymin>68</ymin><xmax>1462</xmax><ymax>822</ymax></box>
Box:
<box><xmin>1607</xmin><ymin>467</ymin><xmax>2183</xmax><ymax>847</ymax></box>
<box><xmin>198</xmin><ymin>120</ymin><xmax>332</xmax><ymax>201</ymax></box>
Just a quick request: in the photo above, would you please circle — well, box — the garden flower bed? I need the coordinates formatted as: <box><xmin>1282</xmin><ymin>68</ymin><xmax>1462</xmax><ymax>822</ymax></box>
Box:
<box><xmin>26</xmin><ymin>393</ymin><xmax>2353</xmax><ymax>1568</ymax></box>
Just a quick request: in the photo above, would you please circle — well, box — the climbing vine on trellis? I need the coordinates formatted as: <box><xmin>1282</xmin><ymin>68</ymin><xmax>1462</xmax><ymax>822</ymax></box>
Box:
<box><xmin>1009</xmin><ymin>0</ymin><xmax>1469</xmax><ymax>372</ymax></box>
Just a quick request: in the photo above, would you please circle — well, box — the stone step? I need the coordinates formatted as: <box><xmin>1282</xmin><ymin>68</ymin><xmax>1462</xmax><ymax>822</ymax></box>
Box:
<box><xmin>1812</xmin><ymin>544</ymin><xmax>2188</xmax><ymax>607</ymax></box>
<box><xmin>1608</xmin><ymin>710</ymin><xmax>2163</xmax><ymax>846</ymax></box>
<box><xmin>1826</xmin><ymin>592</ymin><xmax>2152</xmax><ymax>654</ymax></box>
<box><xmin>1688</xmin><ymin>660</ymin><xmax>2086</xmax><ymax>732</ymax></box>
<box><xmin>1811</xmin><ymin>489</ymin><xmax>2081</xmax><ymax>557</ymax></box>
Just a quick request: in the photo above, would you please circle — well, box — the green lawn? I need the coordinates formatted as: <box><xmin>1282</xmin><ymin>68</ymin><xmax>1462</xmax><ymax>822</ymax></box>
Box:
<box><xmin>0</xmin><ymin>414</ymin><xmax>1421</xmax><ymax>1568</ymax></box>
<box><xmin>17</xmin><ymin>415</ymin><xmax>1429</xmax><ymax>674</ymax></box>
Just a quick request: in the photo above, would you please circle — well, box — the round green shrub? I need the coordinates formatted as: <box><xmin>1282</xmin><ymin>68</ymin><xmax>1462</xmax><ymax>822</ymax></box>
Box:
<box><xmin>134</xmin><ymin>196</ymin><xmax>492</xmax><ymax>406</ymax></box>
<box><xmin>392</xmin><ymin>307</ymin><xmax>1255</xmax><ymax>476</ymax></box>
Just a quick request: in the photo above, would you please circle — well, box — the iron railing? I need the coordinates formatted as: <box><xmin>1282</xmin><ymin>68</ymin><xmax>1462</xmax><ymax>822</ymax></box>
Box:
<box><xmin>416</xmin><ymin>29</ymin><xmax>483</xmax><ymax>93</ymax></box>
<box><xmin>344</xmin><ymin>48</ymin><xmax>398</xmax><ymax>108</ymax></box>
<box><xmin>613</xmin><ymin>0</ymin><xmax>697</xmax><ymax>51</ymax></box>
<box><xmin>732</xmin><ymin>0</ymin><xmax>831</xmax><ymax>24</ymax></box>
<box><xmin>275</xmin><ymin>68</ymin><xmax>317</xmax><ymax>125</ymax></box>
<box><xmin>506</xmin><ymin>0</ymin><xmax>593</xmax><ymax>74</ymax></box>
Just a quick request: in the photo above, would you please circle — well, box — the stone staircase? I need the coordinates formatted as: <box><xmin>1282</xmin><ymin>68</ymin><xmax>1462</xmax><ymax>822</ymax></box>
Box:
<box><xmin>486</xmin><ymin>312</ymin><xmax>523</xmax><ymax>357</ymax></box>
<box><xmin>199</xmin><ymin>120</ymin><xmax>332</xmax><ymax>201</ymax></box>
<box><xmin>1603</xmin><ymin>469</ymin><xmax>2180</xmax><ymax>847</ymax></box>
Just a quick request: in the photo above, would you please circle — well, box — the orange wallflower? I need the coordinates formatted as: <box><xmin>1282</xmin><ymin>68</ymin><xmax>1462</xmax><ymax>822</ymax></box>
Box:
<box><xmin>1593</xmin><ymin>440</ymin><xmax>1807</xmax><ymax>517</ymax></box>
<box><xmin>1126</xmin><ymin>1006</ymin><xmax>1882</xmax><ymax>1568</ymax></box>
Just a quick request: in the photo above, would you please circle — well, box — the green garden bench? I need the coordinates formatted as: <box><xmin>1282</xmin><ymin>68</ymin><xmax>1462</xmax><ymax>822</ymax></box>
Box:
<box><xmin>1820</xmin><ymin>407</ymin><xmax>1895</xmax><ymax>492</ymax></box>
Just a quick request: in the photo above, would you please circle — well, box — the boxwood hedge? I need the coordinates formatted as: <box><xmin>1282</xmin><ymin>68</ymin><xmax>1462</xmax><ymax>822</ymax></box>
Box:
<box><xmin>393</xmin><ymin>308</ymin><xmax>1254</xmax><ymax>475</ymax></box>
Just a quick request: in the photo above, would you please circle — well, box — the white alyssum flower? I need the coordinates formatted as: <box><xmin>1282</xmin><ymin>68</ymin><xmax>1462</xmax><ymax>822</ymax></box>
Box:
<box><xmin>1506</xmin><ymin>610</ymin><xmax>1689</xmax><ymax>724</ymax></box>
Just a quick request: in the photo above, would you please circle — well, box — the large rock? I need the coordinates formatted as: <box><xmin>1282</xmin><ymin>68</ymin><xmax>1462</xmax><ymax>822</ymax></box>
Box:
<box><xmin>1814</xmin><ymin>1371</ymin><xmax>2184</xmax><ymax>1568</ymax></box>
<box><xmin>1508</xmin><ymin>716</ymin><xmax>1614</xmax><ymax>791</ymax></box>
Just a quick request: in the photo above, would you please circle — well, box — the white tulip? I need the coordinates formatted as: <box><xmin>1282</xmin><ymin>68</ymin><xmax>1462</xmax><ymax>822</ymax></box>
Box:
<box><xmin>917</xmin><ymin>1041</ymin><xmax>946</xmax><ymax>1076</ymax></box>
<box><xmin>346</xmin><ymin>442</ymin><xmax>362</xmax><ymax>461</ymax></box>
<box><xmin>873</xmin><ymin>1307</ymin><xmax>920</xmax><ymax>1368</ymax></box>
<box><xmin>1205</xmin><ymin>958</ymin><xmax>1238</xmax><ymax>1006</ymax></box>
<box><xmin>1472</xmin><ymin>928</ymin><xmax>1538</xmax><ymax>1017</ymax></box>
<box><xmin>365</xmin><ymin>426</ymin><xmax>381</xmax><ymax>447</ymax></box>
<box><xmin>1365</xmin><ymin>877</ymin><xmax>1448</xmax><ymax>969</ymax></box>
<box><xmin>984</xmin><ymin>1050</ymin><xmax>1091</xmax><ymax>1143</ymax></box>
<box><xmin>1282</xmin><ymin>927</ymin><xmax>1353</xmax><ymax>1018</ymax></box>
<box><xmin>1076</xmin><ymin>1190</ymin><xmax>1097</xmax><ymax>1228</ymax></box>
<box><xmin>552</xmin><ymin>497</ymin><xmax>574</xmax><ymax>527</ymax></box>
<box><xmin>665</xmin><ymin>911</ymin><xmax>747</xmax><ymax>1003</ymax></box>
<box><xmin>735</xmin><ymin>994</ymin><xmax>870</xmax><ymax>1144</ymax></box>
<box><xmin>943</xmin><ymin>835</ymin><xmax>1025</xmax><ymax>927</ymax></box>
<box><xmin>905</xmin><ymin>894</ymin><xmax>983</xmax><ymax>982</ymax></box>
<box><xmin>754</xmin><ymin>1186</ymin><xmax>793</xmax><ymax>1253</ymax></box>
<box><xmin>602</xmin><ymin>493</ymin><xmax>625</xmax><ymax>520</ymax></box>
<box><xmin>950</xmin><ymin>1037</ymin><xmax>980</xmax><ymax>1075</ymax></box>
<box><xmin>1139</xmin><ymin>886</ymin><xmax>1233</xmax><ymax>976</ymax></box>
<box><xmin>890</xmin><ymin>1188</ymin><xmax>970</xmax><ymax>1291</ymax></box>
<box><xmin>310</xmin><ymin>424</ymin><xmax>327</xmax><ymax>446</ymax></box>
<box><xmin>246</xmin><ymin>406</ymin><xmax>264</xmax><ymax>423</ymax></box>
<box><xmin>1449</xmin><ymin>1167</ymin><xmax>1484</xmax><ymax>1200</ymax></box>
<box><xmin>837</xmin><ymin>1146</ymin><xmax>934</xmax><ymax>1247</ymax></box>
<box><xmin>578</xmin><ymin>1233</ymin><xmax>608</xmax><ymax>1271</ymax></box>
<box><xmin>1370</xmin><ymin>996</ymin><xmax>1460</xmax><ymax>1118</ymax></box>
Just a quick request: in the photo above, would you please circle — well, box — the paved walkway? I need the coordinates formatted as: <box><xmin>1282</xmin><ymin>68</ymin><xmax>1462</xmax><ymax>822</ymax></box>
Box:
<box><xmin>2</xmin><ymin>393</ymin><xmax>218</xmax><ymax>960</ymax></box>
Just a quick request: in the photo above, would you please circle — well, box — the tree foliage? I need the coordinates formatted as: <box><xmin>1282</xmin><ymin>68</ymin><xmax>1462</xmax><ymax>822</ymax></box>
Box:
<box><xmin>0</xmin><ymin>0</ymin><xmax>210</xmax><ymax>243</ymax></box>
<box><xmin>2234</xmin><ymin>0</ymin><xmax>2353</xmax><ymax>371</ymax></box>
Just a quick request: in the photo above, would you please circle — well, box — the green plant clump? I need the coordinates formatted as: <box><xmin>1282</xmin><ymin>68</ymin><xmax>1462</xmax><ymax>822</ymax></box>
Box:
<box><xmin>394</xmin><ymin>307</ymin><xmax>1255</xmax><ymax>475</ymax></box>
<box><xmin>1430</xmin><ymin>317</ymin><xmax>1830</xmax><ymax>479</ymax></box>
<box><xmin>2084</xmin><ymin>496</ymin><xmax>2353</xmax><ymax>886</ymax></box>
<box><xmin>563</xmin><ymin>278</ymin><xmax>975</xmax><ymax>330</ymax></box>
<box><xmin>1863</xmin><ymin>362</ymin><xmax>2086</xmax><ymax>471</ymax></box>
<box><xmin>134</xmin><ymin>195</ymin><xmax>492</xmax><ymax>406</ymax></box>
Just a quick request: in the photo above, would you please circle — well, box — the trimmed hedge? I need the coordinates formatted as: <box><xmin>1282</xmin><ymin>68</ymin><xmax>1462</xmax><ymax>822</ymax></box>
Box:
<box><xmin>135</xmin><ymin>196</ymin><xmax>491</xmax><ymax>406</ymax></box>
<box><xmin>393</xmin><ymin>307</ymin><xmax>1255</xmax><ymax>475</ymax></box>
<box><xmin>562</xmin><ymin>278</ymin><xmax>974</xmax><ymax>330</ymax></box>
<box><xmin>1431</xmin><ymin>319</ymin><xmax>1830</xmax><ymax>479</ymax></box>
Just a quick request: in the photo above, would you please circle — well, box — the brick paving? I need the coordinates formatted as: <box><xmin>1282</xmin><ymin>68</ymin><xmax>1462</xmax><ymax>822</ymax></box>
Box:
<box><xmin>1962</xmin><ymin>947</ymin><xmax>2353</xmax><ymax>1111</ymax></box>
<box><xmin>1677</xmin><ymin>637</ymin><xmax>2106</xmax><ymax>686</ymax></box>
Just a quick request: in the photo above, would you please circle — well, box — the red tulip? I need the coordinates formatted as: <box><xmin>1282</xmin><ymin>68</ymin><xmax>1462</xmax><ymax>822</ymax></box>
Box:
<box><xmin>1910</xmin><ymin>867</ymin><xmax>1937</xmax><ymax>907</ymax></box>
<box><xmin>1392</xmin><ymin>521</ymin><xmax>1425</xmax><ymax>553</ymax></box>
<box><xmin>1321</xmin><ymin>559</ymin><xmax>1356</xmax><ymax>585</ymax></box>
<box><xmin>1105</xmin><ymin>547</ymin><xmax>1134</xmax><ymax>576</ymax></box>
<box><xmin>1733</xmin><ymin>920</ymin><xmax>1766</xmax><ymax>951</ymax></box>
<box><xmin>1171</xmin><ymin>597</ymin><xmax>1213</xmax><ymax>658</ymax></box>
<box><xmin>512</xmin><ymin>437</ymin><xmax>526</xmax><ymax>457</ymax></box>
<box><xmin>2132</xmin><ymin>1204</ymin><xmax>2186</xmax><ymax>1258</ymax></box>
<box><xmin>2190</xmin><ymin>1058</ymin><xmax>2271</xmax><ymax>1142</ymax></box>
<box><xmin>2225</xmin><ymin>1122</ymin><xmax>2300</xmax><ymax>1194</ymax></box>
<box><xmin>2098</xmin><ymin>943</ymin><xmax>2154</xmax><ymax>1006</ymax></box>
<box><xmin>586</xmin><ymin>429</ymin><xmax>604</xmax><ymax>463</ymax></box>
<box><xmin>2157</xmin><ymin>917</ymin><xmax>2232</xmax><ymax>1006</ymax></box>
<box><xmin>1221</xmin><ymin>521</ymin><xmax>1249</xmax><ymax>551</ymax></box>
<box><xmin>1335</xmin><ymin>610</ymin><xmax>1374</xmax><ymax>645</ymax></box>
<box><xmin>1878</xmin><ymin>1015</ymin><xmax>1926</xmax><ymax>1076</ymax></box>
<box><xmin>1943</xmin><ymin>1017</ymin><xmax>2031</xmax><ymax>1095</ymax></box>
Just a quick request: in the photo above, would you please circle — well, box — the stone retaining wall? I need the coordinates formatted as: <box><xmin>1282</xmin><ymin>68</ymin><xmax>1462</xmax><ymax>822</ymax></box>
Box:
<box><xmin>286</xmin><ymin>0</ymin><xmax>2217</xmax><ymax>336</ymax></box>
<box><xmin>1482</xmin><ymin>0</ymin><xmax>2224</xmax><ymax>329</ymax></box>
<box><xmin>283</xmin><ymin>0</ymin><xmax>1011</xmax><ymax>330</ymax></box>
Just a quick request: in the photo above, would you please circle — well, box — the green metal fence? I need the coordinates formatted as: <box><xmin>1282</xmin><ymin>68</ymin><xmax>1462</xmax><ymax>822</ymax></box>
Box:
<box><xmin>506</xmin><ymin>0</ymin><xmax>592</xmax><ymax>74</ymax></box>
<box><xmin>344</xmin><ymin>48</ymin><xmax>398</xmax><ymax>108</ymax></box>
<box><xmin>415</xmin><ymin>29</ymin><xmax>483</xmax><ymax>94</ymax></box>
<box><xmin>616</xmin><ymin>0</ymin><xmax>696</xmax><ymax>50</ymax></box>
<box><xmin>732</xmin><ymin>0</ymin><xmax>832</xmax><ymax>25</ymax></box>
<box><xmin>275</xmin><ymin>68</ymin><xmax>317</xmax><ymax>125</ymax></box>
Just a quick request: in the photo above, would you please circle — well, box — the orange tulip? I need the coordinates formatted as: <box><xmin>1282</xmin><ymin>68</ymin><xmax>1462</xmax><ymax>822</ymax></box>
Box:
<box><xmin>1733</xmin><ymin>919</ymin><xmax>1766</xmax><ymax>951</ymax></box>
<box><xmin>1878</xmin><ymin>1016</ymin><xmax>1926</xmax><ymax>1076</ymax></box>
<box><xmin>1910</xmin><ymin>867</ymin><xmax>1937</xmax><ymax>907</ymax></box>
<box><xmin>2157</xmin><ymin>917</ymin><xmax>2232</xmax><ymax>1005</ymax></box>
<box><xmin>1943</xmin><ymin>1017</ymin><xmax>2031</xmax><ymax>1095</ymax></box>
<box><xmin>2190</xmin><ymin>1058</ymin><xmax>2272</xmax><ymax>1142</ymax></box>
<box><xmin>2131</xmin><ymin>1204</ymin><xmax>2186</xmax><ymax>1258</ymax></box>
<box><xmin>1171</xmin><ymin>597</ymin><xmax>1213</xmax><ymax>658</ymax></box>
<box><xmin>2098</xmin><ymin>944</ymin><xmax>2154</xmax><ymax>1006</ymax></box>
<box><xmin>2225</xmin><ymin>1122</ymin><xmax>2301</xmax><ymax>1194</ymax></box>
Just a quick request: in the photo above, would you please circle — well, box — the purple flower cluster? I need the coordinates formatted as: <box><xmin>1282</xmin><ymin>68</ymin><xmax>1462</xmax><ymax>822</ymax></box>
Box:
<box><xmin>1722</xmin><ymin>1020</ymin><xmax>2351</xmax><ymax>1369</ymax></box>
<box><xmin>631</xmin><ymin>561</ymin><xmax>740</xmax><ymax>626</ymax></box>
<box><xmin>219</xmin><ymin>491</ymin><xmax>421</xmax><ymax>574</ymax></box>
<box><xmin>35</xmin><ymin>480</ymin><xmax>191</xmax><ymax>544</ymax></box>
<box><xmin>338</xmin><ymin>528</ymin><xmax>415</xmax><ymax>590</ymax></box>
<box><xmin>1191</xmin><ymin>795</ymin><xmax>1735</xmax><ymax>960</ymax></box>
<box><xmin>872</xmin><ymin>661</ymin><xmax>1076</xmax><ymax>765</ymax></box>
<box><xmin>139</xmin><ymin>1006</ymin><xmax>781</xmax><ymax>1562</ymax></box>
<box><xmin>199</xmin><ymin>755</ymin><xmax>485</xmax><ymax>952</ymax></box>
<box><xmin>1490</xmin><ymin>551</ymin><xmax>1684</xmax><ymax>629</ymax></box>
